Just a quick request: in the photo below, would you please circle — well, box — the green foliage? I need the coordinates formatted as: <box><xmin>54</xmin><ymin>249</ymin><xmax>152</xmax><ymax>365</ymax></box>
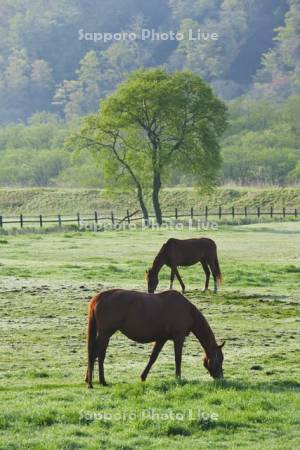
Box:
<box><xmin>223</xmin><ymin>95</ymin><xmax>300</xmax><ymax>185</ymax></box>
<box><xmin>0</xmin><ymin>148</ymin><xmax>69</xmax><ymax>186</ymax></box>
<box><xmin>0</xmin><ymin>114</ymin><xmax>102</xmax><ymax>187</ymax></box>
<box><xmin>0</xmin><ymin>0</ymin><xmax>299</xmax><ymax>122</ymax></box>
<box><xmin>168</xmin><ymin>0</ymin><xmax>287</xmax><ymax>99</ymax></box>
<box><xmin>0</xmin><ymin>93</ymin><xmax>299</xmax><ymax>188</ymax></box>
<box><xmin>0</xmin><ymin>3</ymin><xmax>299</xmax><ymax>188</ymax></box>
<box><xmin>254</xmin><ymin>0</ymin><xmax>300</xmax><ymax>99</ymax></box>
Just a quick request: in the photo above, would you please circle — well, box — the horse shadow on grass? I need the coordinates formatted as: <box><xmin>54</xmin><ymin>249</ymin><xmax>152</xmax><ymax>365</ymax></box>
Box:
<box><xmin>2</xmin><ymin>376</ymin><xmax>299</xmax><ymax>394</ymax></box>
<box><xmin>148</xmin><ymin>377</ymin><xmax>300</xmax><ymax>394</ymax></box>
<box><xmin>193</xmin><ymin>378</ymin><xmax>300</xmax><ymax>393</ymax></box>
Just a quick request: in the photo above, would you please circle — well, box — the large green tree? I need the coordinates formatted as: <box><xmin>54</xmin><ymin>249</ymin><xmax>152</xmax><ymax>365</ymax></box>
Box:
<box><xmin>71</xmin><ymin>68</ymin><xmax>227</xmax><ymax>224</ymax></box>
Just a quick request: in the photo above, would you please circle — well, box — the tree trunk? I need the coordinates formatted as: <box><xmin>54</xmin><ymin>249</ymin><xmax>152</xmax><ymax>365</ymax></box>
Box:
<box><xmin>111</xmin><ymin>145</ymin><xmax>149</xmax><ymax>226</ymax></box>
<box><xmin>137</xmin><ymin>185</ymin><xmax>149</xmax><ymax>226</ymax></box>
<box><xmin>152</xmin><ymin>171</ymin><xmax>162</xmax><ymax>225</ymax></box>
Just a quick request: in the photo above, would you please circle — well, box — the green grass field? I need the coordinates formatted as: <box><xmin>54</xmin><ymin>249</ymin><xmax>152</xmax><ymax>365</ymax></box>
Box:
<box><xmin>0</xmin><ymin>223</ymin><xmax>300</xmax><ymax>449</ymax></box>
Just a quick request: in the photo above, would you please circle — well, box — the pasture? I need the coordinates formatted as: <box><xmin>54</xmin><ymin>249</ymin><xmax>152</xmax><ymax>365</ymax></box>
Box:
<box><xmin>0</xmin><ymin>223</ymin><xmax>300</xmax><ymax>449</ymax></box>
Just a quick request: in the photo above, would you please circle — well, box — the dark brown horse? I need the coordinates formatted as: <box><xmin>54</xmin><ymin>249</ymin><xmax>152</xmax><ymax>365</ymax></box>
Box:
<box><xmin>146</xmin><ymin>238</ymin><xmax>222</xmax><ymax>294</ymax></box>
<box><xmin>85</xmin><ymin>289</ymin><xmax>225</xmax><ymax>388</ymax></box>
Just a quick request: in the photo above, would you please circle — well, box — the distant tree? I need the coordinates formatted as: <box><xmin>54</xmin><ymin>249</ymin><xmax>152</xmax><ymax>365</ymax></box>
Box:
<box><xmin>169</xmin><ymin>0</ymin><xmax>221</xmax><ymax>22</ymax></box>
<box><xmin>253</xmin><ymin>0</ymin><xmax>300</xmax><ymax>98</ymax></box>
<box><xmin>222</xmin><ymin>95</ymin><xmax>300</xmax><ymax>185</ymax></box>
<box><xmin>0</xmin><ymin>148</ymin><xmax>70</xmax><ymax>187</ymax></box>
<box><xmin>30</xmin><ymin>59</ymin><xmax>54</xmax><ymax>112</ymax></box>
<box><xmin>288</xmin><ymin>161</ymin><xmax>300</xmax><ymax>183</ymax></box>
<box><xmin>2</xmin><ymin>49</ymin><xmax>30</xmax><ymax>121</ymax></box>
<box><xmin>31</xmin><ymin>60</ymin><xmax>53</xmax><ymax>88</ymax></box>
<box><xmin>53</xmin><ymin>40</ymin><xmax>152</xmax><ymax>120</ymax></box>
<box><xmin>70</xmin><ymin>68</ymin><xmax>227</xmax><ymax>224</ymax></box>
<box><xmin>168</xmin><ymin>1</ymin><xmax>256</xmax><ymax>83</ymax></box>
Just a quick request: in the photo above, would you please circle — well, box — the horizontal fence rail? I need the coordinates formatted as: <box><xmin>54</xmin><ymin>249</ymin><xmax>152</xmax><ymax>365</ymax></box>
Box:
<box><xmin>0</xmin><ymin>206</ymin><xmax>299</xmax><ymax>229</ymax></box>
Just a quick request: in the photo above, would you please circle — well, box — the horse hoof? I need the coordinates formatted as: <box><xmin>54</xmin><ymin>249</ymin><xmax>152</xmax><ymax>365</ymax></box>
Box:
<box><xmin>87</xmin><ymin>384</ymin><xmax>93</xmax><ymax>389</ymax></box>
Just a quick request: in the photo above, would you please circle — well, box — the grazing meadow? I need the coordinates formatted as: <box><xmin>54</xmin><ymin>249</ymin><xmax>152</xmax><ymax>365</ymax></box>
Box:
<box><xmin>0</xmin><ymin>222</ymin><xmax>300</xmax><ymax>449</ymax></box>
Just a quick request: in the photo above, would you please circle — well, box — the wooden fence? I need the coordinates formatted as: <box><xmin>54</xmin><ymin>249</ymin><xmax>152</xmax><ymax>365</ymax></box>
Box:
<box><xmin>0</xmin><ymin>206</ymin><xmax>299</xmax><ymax>229</ymax></box>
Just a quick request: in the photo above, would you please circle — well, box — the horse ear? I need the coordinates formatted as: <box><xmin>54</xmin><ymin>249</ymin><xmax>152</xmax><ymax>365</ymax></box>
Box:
<box><xmin>218</xmin><ymin>341</ymin><xmax>225</xmax><ymax>348</ymax></box>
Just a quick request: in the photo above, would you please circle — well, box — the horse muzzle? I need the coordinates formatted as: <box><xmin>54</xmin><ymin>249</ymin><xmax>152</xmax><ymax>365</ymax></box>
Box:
<box><xmin>213</xmin><ymin>371</ymin><xmax>224</xmax><ymax>380</ymax></box>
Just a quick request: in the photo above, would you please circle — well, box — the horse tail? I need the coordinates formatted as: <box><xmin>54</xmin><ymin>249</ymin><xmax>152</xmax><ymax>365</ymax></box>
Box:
<box><xmin>215</xmin><ymin>255</ymin><xmax>223</xmax><ymax>285</ymax></box>
<box><xmin>86</xmin><ymin>296</ymin><xmax>98</xmax><ymax>388</ymax></box>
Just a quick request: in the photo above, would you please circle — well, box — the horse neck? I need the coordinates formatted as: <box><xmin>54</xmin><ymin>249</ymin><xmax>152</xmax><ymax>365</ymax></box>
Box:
<box><xmin>191</xmin><ymin>307</ymin><xmax>218</xmax><ymax>357</ymax></box>
<box><xmin>151</xmin><ymin>246</ymin><xmax>166</xmax><ymax>274</ymax></box>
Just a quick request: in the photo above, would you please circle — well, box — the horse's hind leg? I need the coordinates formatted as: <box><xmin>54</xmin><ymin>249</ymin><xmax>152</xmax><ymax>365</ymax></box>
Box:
<box><xmin>141</xmin><ymin>340</ymin><xmax>166</xmax><ymax>381</ymax></box>
<box><xmin>201</xmin><ymin>260</ymin><xmax>210</xmax><ymax>291</ymax></box>
<box><xmin>86</xmin><ymin>345</ymin><xmax>97</xmax><ymax>388</ymax></box>
<box><xmin>97</xmin><ymin>334</ymin><xmax>111</xmax><ymax>386</ymax></box>
<box><xmin>86</xmin><ymin>356</ymin><xmax>96</xmax><ymax>389</ymax></box>
<box><xmin>208</xmin><ymin>261</ymin><xmax>218</xmax><ymax>293</ymax></box>
<box><xmin>174</xmin><ymin>267</ymin><xmax>185</xmax><ymax>293</ymax></box>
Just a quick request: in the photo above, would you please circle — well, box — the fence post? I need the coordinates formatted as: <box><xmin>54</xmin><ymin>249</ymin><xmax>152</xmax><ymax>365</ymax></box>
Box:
<box><xmin>295</xmin><ymin>208</ymin><xmax>298</xmax><ymax>218</ymax></box>
<box><xmin>270</xmin><ymin>206</ymin><xmax>273</xmax><ymax>218</ymax></box>
<box><xmin>127</xmin><ymin>209</ymin><xmax>130</xmax><ymax>224</ymax></box>
<box><xmin>94</xmin><ymin>211</ymin><xmax>98</xmax><ymax>224</ymax></box>
<box><xmin>77</xmin><ymin>212</ymin><xmax>80</xmax><ymax>226</ymax></box>
<box><xmin>58</xmin><ymin>214</ymin><xmax>62</xmax><ymax>227</ymax></box>
<box><xmin>0</xmin><ymin>216</ymin><xmax>2</xmax><ymax>228</ymax></box>
<box><xmin>283</xmin><ymin>207</ymin><xmax>286</xmax><ymax>218</ymax></box>
<box><xmin>257</xmin><ymin>207</ymin><xmax>260</xmax><ymax>218</ymax></box>
<box><xmin>111</xmin><ymin>211</ymin><xmax>115</xmax><ymax>226</ymax></box>
<box><xmin>175</xmin><ymin>208</ymin><xmax>178</xmax><ymax>220</ymax></box>
<box><xmin>244</xmin><ymin>206</ymin><xmax>247</xmax><ymax>218</ymax></box>
<box><xmin>39</xmin><ymin>215</ymin><xmax>43</xmax><ymax>227</ymax></box>
<box><xmin>219</xmin><ymin>206</ymin><xmax>222</xmax><ymax>219</ymax></box>
<box><xmin>20</xmin><ymin>214</ymin><xmax>23</xmax><ymax>228</ymax></box>
<box><xmin>190</xmin><ymin>207</ymin><xmax>194</xmax><ymax>220</ymax></box>
<box><xmin>232</xmin><ymin>207</ymin><xmax>235</xmax><ymax>219</ymax></box>
<box><xmin>205</xmin><ymin>206</ymin><xmax>208</xmax><ymax>220</ymax></box>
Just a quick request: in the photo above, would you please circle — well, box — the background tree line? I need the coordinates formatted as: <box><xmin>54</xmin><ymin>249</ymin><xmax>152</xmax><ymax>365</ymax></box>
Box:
<box><xmin>0</xmin><ymin>0</ymin><xmax>299</xmax><ymax>188</ymax></box>
<box><xmin>0</xmin><ymin>0</ymin><xmax>299</xmax><ymax>123</ymax></box>
<box><xmin>0</xmin><ymin>95</ymin><xmax>299</xmax><ymax>187</ymax></box>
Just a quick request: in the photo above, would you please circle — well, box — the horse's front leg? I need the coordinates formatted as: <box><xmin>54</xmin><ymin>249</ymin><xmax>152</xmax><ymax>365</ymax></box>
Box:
<box><xmin>97</xmin><ymin>334</ymin><xmax>111</xmax><ymax>386</ymax></box>
<box><xmin>174</xmin><ymin>267</ymin><xmax>185</xmax><ymax>293</ymax></box>
<box><xmin>170</xmin><ymin>268</ymin><xmax>175</xmax><ymax>289</ymax></box>
<box><xmin>173</xmin><ymin>334</ymin><xmax>185</xmax><ymax>378</ymax></box>
<box><xmin>141</xmin><ymin>340</ymin><xmax>166</xmax><ymax>381</ymax></box>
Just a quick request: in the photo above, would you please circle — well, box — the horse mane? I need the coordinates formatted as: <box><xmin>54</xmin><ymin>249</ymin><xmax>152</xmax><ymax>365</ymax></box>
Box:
<box><xmin>151</xmin><ymin>242</ymin><xmax>167</xmax><ymax>270</ymax></box>
<box><xmin>191</xmin><ymin>304</ymin><xmax>218</xmax><ymax>354</ymax></box>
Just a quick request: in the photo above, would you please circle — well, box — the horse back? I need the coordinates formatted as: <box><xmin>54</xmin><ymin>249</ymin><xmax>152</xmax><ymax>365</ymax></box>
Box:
<box><xmin>92</xmin><ymin>289</ymin><xmax>194</xmax><ymax>341</ymax></box>
<box><xmin>164</xmin><ymin>237</ymin><xmax>217</xmax><ymax>266</ymax></box>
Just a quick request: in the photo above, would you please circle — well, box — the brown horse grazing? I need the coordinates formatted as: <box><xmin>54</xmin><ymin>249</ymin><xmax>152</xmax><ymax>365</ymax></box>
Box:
<box><xmin>85</xmin><ymin>289</ymin><xmax>225</xmax><ymax>388</ymax></box>
<box><xmin>146</xmin><ymin>238</ymin><xmax>222</xmax><ymax>294</ymax></box>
